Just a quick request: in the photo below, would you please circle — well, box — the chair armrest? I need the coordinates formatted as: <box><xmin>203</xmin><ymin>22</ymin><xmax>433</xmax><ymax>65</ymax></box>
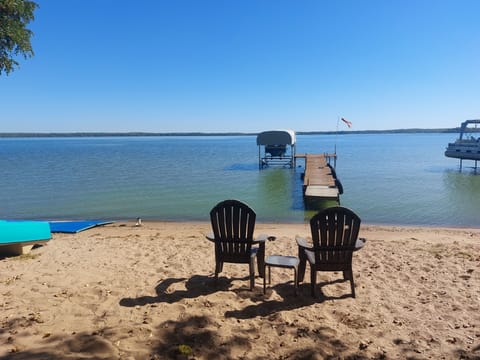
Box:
<box><xmin>255</xmin><ymin>234</ymin><xmax>275</xmax><ymax>243</ymax></box>
<box><xmin>296</xmin><ymin>235</ymin><xmax>313</xmax><ymax>250</ymax></box>
<box><xmin>206</xmin><ymin>232</ymin><xmax>273</xmax><ymax>244</ymax></box>
<box><xmin>354</xmin><ymin>237</ymin><xmax>366</xmax><ymax>251</ymax></box>
<box><xmin>205</xmin><ymin>232</ymin><xmax>215</xmax><ymax>242</ymax></box>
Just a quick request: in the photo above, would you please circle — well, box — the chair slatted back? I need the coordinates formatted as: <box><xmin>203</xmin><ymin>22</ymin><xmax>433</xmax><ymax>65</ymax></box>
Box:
<box><xmin>210</xmin><ymin>200</ymin><xmax>256</xmax><ymax>263</ymax></box>
<box><xmin>310</xmin><ymin>206</ymin><xmax>361</xmax><ymax>270</ymax></box>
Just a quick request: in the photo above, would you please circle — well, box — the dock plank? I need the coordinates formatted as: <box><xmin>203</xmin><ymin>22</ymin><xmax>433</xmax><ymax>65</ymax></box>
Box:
<box><xmin>305</xmin><ymin>186</ymin><xmax>339</xmax><ymax>199</ymax></box>
<box><xmin>299</xmin><ymin>154</ymin><xmax>339</xmax><ymax>201</ymax></box>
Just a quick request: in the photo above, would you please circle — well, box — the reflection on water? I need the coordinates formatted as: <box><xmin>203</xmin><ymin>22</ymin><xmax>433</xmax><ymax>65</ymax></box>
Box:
<box><xmin>253</xmin><ymin>168</ymin><xmax>294</xmax><ymax>218</ymax></box>
<box><xmin>443</xmin><ymin>170</ymin><xmax>480</xmax><ymax>196</ymax></box>
<box><xmin>442</xmin><ymin>171</ymin><xmax>480</xmax><ymax>225</ymax></box>
<box><xmin>257</xmin><ymin>168</ymin><xmax>292</xmax><ymax>200</ymax></box>
<box><xmin>224</xmin><ymin>163</ymin><xmax>258</xmax><ymax>171</ymax></box>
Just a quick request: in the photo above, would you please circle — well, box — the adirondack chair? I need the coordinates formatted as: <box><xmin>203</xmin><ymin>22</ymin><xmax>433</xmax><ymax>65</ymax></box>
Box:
<box><xmin>207</xmin><ymin>199</ymin><xmax>267</xmax><ymax>290</ymax></box>
<box><xmin>296</xmin><ymin>206</ymin><xmax>365</xmax><ymax>298</ymax></box>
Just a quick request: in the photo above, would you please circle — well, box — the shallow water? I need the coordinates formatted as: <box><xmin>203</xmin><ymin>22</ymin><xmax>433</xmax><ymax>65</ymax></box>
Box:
<box><xmin>1</xmin><ymin>133</ymin><xmax>478</xmax><ymax>227</ymax></box>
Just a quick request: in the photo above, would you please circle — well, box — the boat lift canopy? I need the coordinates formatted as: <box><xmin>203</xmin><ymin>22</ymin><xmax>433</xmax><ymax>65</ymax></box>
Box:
<box><xmin>257</xmin><ymin>130</ymin><xmax>296</xmax><ymax>168</ymax></box>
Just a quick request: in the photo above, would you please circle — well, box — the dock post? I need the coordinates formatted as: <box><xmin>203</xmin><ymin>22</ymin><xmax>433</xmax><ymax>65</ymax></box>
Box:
<box><xmin>258</xmin><ymin>146</ymin><xmax>262</xmax><ymax>169</ymax></box>
<box><xmin>292</xmin><ymin>144</ymin><xmax>296</xmax><ymax>168</ymax></box>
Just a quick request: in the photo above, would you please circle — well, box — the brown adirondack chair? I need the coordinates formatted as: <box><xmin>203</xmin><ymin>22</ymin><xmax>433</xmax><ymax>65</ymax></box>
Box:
<box><xmin>207</xmin><ymin>199</ymin><xmax>266</xmax><ymax>290</ymax></box>
<box><xmin>296</xmin><ymin>206</ymin><xmax>365</xmax><ymax>298</ymax></box>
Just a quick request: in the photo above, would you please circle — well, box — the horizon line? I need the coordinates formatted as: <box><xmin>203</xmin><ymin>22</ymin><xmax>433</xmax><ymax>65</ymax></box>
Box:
<box><xmin>0</xmin><ymin>127</ymin><xmax>464</xmax><ymax>138</ymax></box>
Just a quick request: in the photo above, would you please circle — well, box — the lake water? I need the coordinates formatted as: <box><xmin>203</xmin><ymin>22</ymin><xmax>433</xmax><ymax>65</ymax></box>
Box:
<box><xmin>1</xmin><ymin>133</ymin><xmax>479</xmax><ymax>227</ymax></box>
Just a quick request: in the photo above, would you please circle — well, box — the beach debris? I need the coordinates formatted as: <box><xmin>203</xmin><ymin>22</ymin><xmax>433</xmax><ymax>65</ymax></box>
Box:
<box><xmin>4</xmin><ymin>275</ymin><xmax>21</xmax><ymax>285</ymax></box>
<box><xmin>28</xmin><ymin>312</ymin><xmax>44</xmax><ymax>323</ymax></box>
<box><xmin>359</xmin><ymin>341</ymin><xmax>369</xmax><ymax>350</ymax></box>
<box><xmin>446</xmin><ymin>337</ymin><xmax>458</xmax><ymax>344</ymax></box>
<box><xmin>178</xmin><ymin>344</ymin><xmax>193</xmax><ymax>356</ymax></box>
<box><xmin>392</xmin><ymin>318</ymin><xmax>403</xmax><ymax>326</ymax></box>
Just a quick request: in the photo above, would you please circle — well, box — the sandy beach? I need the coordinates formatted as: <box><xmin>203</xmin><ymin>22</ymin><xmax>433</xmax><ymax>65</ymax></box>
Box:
<box><xmin>1</xmin><ymin>221</ymin><xmax>479</xmax><ymax>359</ymax></box>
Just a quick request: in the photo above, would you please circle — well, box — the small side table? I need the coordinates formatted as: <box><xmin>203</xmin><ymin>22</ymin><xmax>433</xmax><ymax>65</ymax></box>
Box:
<box><xmin>264</xmin><ymin>255</ymin><xmax>300</xmax><ymax>295</ymax></box>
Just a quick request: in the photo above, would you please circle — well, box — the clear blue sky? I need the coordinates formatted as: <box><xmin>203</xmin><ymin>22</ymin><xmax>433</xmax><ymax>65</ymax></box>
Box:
<box><xmin>2</xmin><ymin>0</ymin><xmax>480</xmax><ymax>133</ymax></box>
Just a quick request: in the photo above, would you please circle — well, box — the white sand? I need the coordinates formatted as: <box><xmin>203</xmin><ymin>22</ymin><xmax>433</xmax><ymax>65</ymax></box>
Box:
<box><xmin>1</xmin><ymin>221</ymin><xmax>479</xmax><ymax>359</ymax></box>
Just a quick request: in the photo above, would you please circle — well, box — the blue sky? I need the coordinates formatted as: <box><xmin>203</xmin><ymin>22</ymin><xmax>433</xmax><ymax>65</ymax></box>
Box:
<box><xmin>1</xmin><ymin>0</ymin><xmax>480</xmax><ymax>133</ymax></box>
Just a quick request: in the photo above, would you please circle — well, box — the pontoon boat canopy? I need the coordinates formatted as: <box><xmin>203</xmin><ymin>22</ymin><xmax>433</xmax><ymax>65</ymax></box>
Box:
<box><xmin>256</xmin><ymin>130</ymin><xmax>296</xmax><ymax>146</ymax></box>
<box><xmin>458</xmin><ymin>119</ymin><xmax>480</xmax><ymax>140</ymax></box>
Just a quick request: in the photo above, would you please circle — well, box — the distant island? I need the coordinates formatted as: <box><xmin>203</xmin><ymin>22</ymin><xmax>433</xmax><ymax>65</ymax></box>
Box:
<box><xmin>0</xmin><ymin>128</ymin><xmax>470</xmax><ymax>138</ymax></box>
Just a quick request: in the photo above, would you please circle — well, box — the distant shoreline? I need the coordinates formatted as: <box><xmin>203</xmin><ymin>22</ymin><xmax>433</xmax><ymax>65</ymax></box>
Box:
<box><xmin>0</xmin><ymin>128</ymin><xmax>464</xmax><ymax>138</ymax></box>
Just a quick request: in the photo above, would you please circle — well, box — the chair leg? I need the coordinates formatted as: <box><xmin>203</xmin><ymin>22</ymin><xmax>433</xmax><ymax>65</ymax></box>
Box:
<box><xmin>257</xmin><ymin>243</ymin><xmax>265</xmax><ymax>278</ymax></box>
<box><xmin>310</xmin><ymin>265</ymin><xmax>317</xmax><ymax>297</ymax></box>
<box><xmin>342</xmin><ymin>269</ymin><xmax>355</xmax><ymax>297</ymax></box>
<box><xmin>249</xmin><ymin>259</ymin><xmax>255</xmax><ymax>290</ymax></box>
<box><xmin>293</xmin><ymin>267</ymin><xmax>298</xmax><ymax>296</ymax></box>
<box><xmin>348</xmin><ymin>270</ymin><xmax>356</xmax><ymax>298</ymax></box>
<box><xmin>263</xmin><ymin>265</ymin><xmax>267</xmax><ymax>294</ymax></box>
<box><xmin>214</xmin><ymin>261</ymin><xmax>222</xmax><ymax>282</ymax></box>
<box><xmin>298</xmin><ymin>248</ymin><xmax>307</xmax><ymax>283</ymax></box>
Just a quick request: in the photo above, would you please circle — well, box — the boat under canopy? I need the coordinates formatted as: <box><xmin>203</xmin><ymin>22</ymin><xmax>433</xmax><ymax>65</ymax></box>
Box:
<box><xmin>257</xmin><ymin>130</ymin><xmax>296</xmax><ymax>168</ymax></box>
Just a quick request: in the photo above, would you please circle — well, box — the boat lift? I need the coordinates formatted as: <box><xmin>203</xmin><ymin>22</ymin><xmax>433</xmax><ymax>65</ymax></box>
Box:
<box><xmin>257</xmin><ymin>130</ymin><xmax>296</xmax><ymax>168</ymax></box>
<box><xmin>445</xmin><ymin>119</ymin><xmax>480</xmax><ymax>171</ymax></box>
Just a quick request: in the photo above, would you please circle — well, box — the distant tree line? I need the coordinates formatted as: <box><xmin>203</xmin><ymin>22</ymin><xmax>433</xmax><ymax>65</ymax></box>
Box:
<box><xmin>0</xmin><ymin>128</ymin><xmax>467</xmax><ymax>138</ymax></box>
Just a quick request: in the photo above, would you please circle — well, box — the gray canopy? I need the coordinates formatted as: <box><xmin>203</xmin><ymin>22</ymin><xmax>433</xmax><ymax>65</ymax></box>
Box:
<box><xmin>256</xmin><ymin>130</ymin><xmax>296</xmax><ymax>146</ymax></box>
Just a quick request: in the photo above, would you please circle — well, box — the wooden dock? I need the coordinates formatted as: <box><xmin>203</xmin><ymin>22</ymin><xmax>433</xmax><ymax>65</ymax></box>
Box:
<box><xmin>295</xmin><ymin>153</ymin><xmax>340</xmax><ymax>203</ymax></box>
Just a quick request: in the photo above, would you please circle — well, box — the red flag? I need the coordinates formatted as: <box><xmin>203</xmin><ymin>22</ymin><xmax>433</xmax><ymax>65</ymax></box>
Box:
<box><xmin>341</xmin><ymin>117</ymin><xmax>352</xmax><ymax>128</ymax></box>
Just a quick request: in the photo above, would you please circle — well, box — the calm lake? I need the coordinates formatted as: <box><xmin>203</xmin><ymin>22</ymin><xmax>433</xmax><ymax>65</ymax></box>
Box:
<box><xmin>1</xmin><ymin>133</ymin><xmax>479</xmax><ymax>227</ymax></box>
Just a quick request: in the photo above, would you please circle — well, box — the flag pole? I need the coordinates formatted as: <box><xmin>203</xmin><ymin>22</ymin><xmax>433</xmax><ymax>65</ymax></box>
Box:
<box><xmin>335</xmin><ymin>116</ymin><xmax>339</xmax><ymax>155</ymax></box>
<box><xmin>332</xmin><ymin>117</ymin><xmax>339</xmax><ymax>169</ymax></box>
